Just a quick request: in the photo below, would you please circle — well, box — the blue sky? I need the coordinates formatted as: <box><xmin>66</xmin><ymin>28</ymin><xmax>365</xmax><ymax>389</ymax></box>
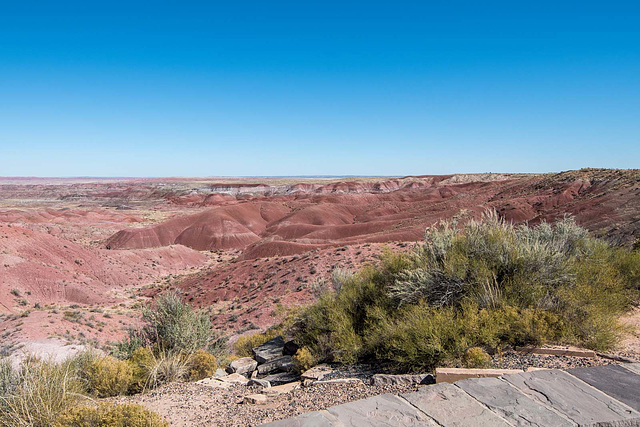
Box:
<box><xmin>1</xmin><ymin>1</ymin><xmax>639</xmax><ymax>177</ymax></box>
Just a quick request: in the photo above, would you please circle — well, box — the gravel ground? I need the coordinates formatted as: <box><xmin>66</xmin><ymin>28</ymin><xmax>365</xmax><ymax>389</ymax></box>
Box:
<box><xmin>111</xmin><ymin>352</ymin><xmax>630</xmax><ymax>426</ymax></box>
<box><xmin>492</xmin><ymin>351</ymin><xmax>616</xmax><ymax>370</ymax></box>
<box><xmin>111</xmin><ymin>380</ymin><xmax>419</xmax><ymax>427</ymax></box>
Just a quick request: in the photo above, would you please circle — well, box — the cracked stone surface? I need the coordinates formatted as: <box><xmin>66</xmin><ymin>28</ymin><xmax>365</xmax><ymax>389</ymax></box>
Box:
<box><xmin>502</xmin><ymin>369</ymin><xmax>640</xmax><ymax>426</ymax></box>
<box><xmin>456</xmin><ymin>377</ymin><xmax>574</xmax><ymax>426</ymax></box>
<box><xmin>401</xmin><ymin>382</ymin><xmax>511</xmax><ymax>426</ymax></box>
<box><xmin>327</xmin><ymin>393</ymin><xmax>439</xmax><ymax>426</ymax></box>
<box><xmin>567</xmin><ymin>364</ymin><xmax>640</xmax><ymax>411</ymax></box>
<box><xmin>622</xmin><ymin>363</ymin><xmax>640</xmax><ymax>376</ymax></box>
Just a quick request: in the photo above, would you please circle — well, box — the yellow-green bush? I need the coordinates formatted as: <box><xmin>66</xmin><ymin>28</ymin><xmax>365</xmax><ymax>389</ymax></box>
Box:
<box><xmin>72</xmin><ymin>352</ymin><xmax>133</xmax><ymax>398</ymax></box>
<box><xmin>127</xmin><ymin>346</ymin><xmax>155</xmax><ymax>394</ymax></box>
<box><xmin>286</xmin><ymin>215</ymin><xmax>639</xmax><ymax>371</ymax></box>
<box><xmin>56</xmin><ymin>403</ymin><xmax>167</xmax><ymax>427</ymax></box>
<box><xmin>188</xmin><ymin>349</ymin><xmax>217</xmax><ymax>381</ymax></box>
<box><xmin>292</xmin><ymin>347</ymin><xmax>316</xmax><ymax>373</ymax></box>
<box><xmin>463</xmin><ymin>347</ymin><xmax>492</xmax><ymax>368</ymax></box>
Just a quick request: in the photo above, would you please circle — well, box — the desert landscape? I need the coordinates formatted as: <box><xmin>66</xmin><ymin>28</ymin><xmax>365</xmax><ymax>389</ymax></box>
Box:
<box><xmin>1</xmin><ymin>170</ymin><xmax>639</xmax><ymax>425</ymax></box>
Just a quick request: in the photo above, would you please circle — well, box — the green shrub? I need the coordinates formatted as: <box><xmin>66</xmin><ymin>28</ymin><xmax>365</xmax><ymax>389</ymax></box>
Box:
<box><xmin>56</xmin><ymin>403</ymin><xmax>167</xmax><ymax>427</ymax></box>
<box><xmin>188</xmin><ymin>350</ymin><xmax>217</xmax><ymax>381</ymax></box>
<box><xmin>292</xmin><ymin>347</ymin><xmax>316</xmax><ymax>374</ymax></box>
<box><xmin>0</xmin><ymin>358</ymin><xmax>14</xmax><ymax>397</ymax></box>
<box><xmin>127</xmin><ymin>347</ymin><xmax>155</xmax><ymax>394</ymax></box>
<box><xmin>286</xmin><ymin>214</ymin><xmax>639</xmax><ymax>371</ymax></box>
<box><xmin>71</xmin><ymin>351</ymin><xmax>133</xmax><ymax>398</ymax></box>
<box><xmin>142</xmin><ymin>290</ymin><xmax>214</xmax><ymax>354</ymax></box>
<box><xmin>0</xmin><ymin>356</ymin><xmax>86</xmax><ymax>427</ymax></box>
<box><xmin>463</xmin><ymin>347</ymin><xmax>492</xmax><ymax>368</ymax></box>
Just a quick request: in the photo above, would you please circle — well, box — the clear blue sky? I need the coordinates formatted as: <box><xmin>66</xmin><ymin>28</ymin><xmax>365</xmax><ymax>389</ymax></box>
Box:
<box><xmin>1</xmin><ymin>1</ymin><xmax>639</xmax><ymax>177</ymax></box>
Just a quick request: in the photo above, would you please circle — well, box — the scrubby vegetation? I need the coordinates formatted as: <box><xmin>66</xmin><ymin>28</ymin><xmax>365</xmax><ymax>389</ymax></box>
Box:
<box><xmin>56</xmin><ymin>403</ymin><xmax>167</xmax><ymax>427</ymax></box>
<box><xmin>111</xmin><ymin>290</ymin><xmax>222</xmax><ymax>392</ymax></box>
<box><xmin>287</xmin><ymin>214</ymin><xmax>640</xmax><ymax>371</ymax></box>
<box><xmin>0</xmin><ymin>292</ymin><xmax>220</xmax><ymax>426</ymax></box>
<box><xmin>0</xmin><ymin>357</ymin><xmax>86</xmax><ymax>426</ymax></box>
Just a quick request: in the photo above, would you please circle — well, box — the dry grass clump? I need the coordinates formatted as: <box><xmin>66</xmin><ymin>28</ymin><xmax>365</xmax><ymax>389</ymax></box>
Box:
<box><xmin>287</xmin><ymin>213</ymin><xmax>640</xmax><ymax>371</ymax></box>
<box><xmin>0</xmin><ymin>357</ymin><xmax>86</xmax><ymax>427</ymax></box>
<box><xmin>56</xmin><ymin>403</ymin><xmax>167</xmax><ymax>427</ymax></box>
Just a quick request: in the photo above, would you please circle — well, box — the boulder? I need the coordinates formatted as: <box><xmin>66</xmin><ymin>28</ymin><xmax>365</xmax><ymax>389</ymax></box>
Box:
<box><xmin>370</xmin><ymin>373</ymin><xmax>435</xmax><ymax>386</ymax></box>
<box><xmin>283</xmin><ymin>340</ymin><xmax>300</xmax><ymax>356</ymax></box>
<box><xmin>301</xmin><ymin>364</ymin><xmax>333</xmax><ymax>382</ymax></box>
<box><xmin>219</xmin><ymin>372</ymin><xmax>249</xmax><ymax>384</ymax></box>
<box><xmin>257</xmin><ymin>355</ymin><xmax>294</xmax><ymax>375</ymax></box>
<box><xmin>227</xmin><ymin>357</ymin><xmax>258</xmax><ymax>375</ymax></box>
<box><xmin>214</xmin><ymin>368</ymin><xmax>228</xmax><ymax>378</ymax></box>
<box><xmin>262</xmin><ymin>372</ymin><xmax>300</xmax><ymax>386</ymax></box>
<box><xmin>253</xmin><ymin>336</ymin><xmax>285</xmax><ymax>363</ymax></box>
<box><xmin>248</xmin><ymin>378</ymin><xmax>271</xmax><ymax>388</ymax></box>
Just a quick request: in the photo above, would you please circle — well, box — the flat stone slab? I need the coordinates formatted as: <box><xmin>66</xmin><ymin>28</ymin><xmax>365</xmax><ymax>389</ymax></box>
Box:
<box><xmin>456</xmin><ymin>377</ymin><xmax>574</xmax><ymax>426</ymax></box>
<box><xmin>258</xmin><ymin>355</ymin><xmax>295</xmax><ymax>374</ymax></box>
<box><xmin>263</xmin><ymin>381</ymin><xmax>301</xmax><ymax>395</ymax></box>
<box><xmin>370</xmin><ymin>373</ymin><xmax>435</xmax><ymax>386</ymax></box>
<box><xmin>301</xmin><ymin>364</ymin><xmax>333</xmax><ymax>382</ymax></box>
<box><xmin>622</xmin><ymin>363</ymin><xmax>640</xmax><ymax>376</ymax></box>
<box><xmin>244</xmin><ymin>393</ymin><xmax>270</xmax><ymax>404</ymax></box>
<box><xmin>436</xmin><ymin>367</ymin><xmax>522</xmax><ymax>383</ymax></box>
<box><xmin>261</xmin><ymin>410</ymin><xmax>340</xmax><ymax>426</ymax></box>
<box><xmin>503</xmin><ymin>369</ymin><xmax>640</xmax><ymax>426</ymax></box>
<box><xmin>401</xmin><ymin>382</ymin><xmax>511</xmax><ymax>426</ymax></box>
<box><xmin>566</xmin><ymin>364</ymin><xmax>640</xmax><ymax>411</ymax></box>
<box><xmin>219</xmin><ymin>372</ymin><xmax>249</xmax><ymax>384</ymax></box>
<box><xmin>516</xmin><ymin>345</ymin><xmax>596</xmax><ymax>358</ymax></box>
<box><xmin>327</xmin><ymin>393</ymin><xmax>438</xmax><ymax>426</ymax></box>
<box><xmin>253</xmin><ymin>336</ymin><xmax>285</xmax><ymax>363</ymax></box>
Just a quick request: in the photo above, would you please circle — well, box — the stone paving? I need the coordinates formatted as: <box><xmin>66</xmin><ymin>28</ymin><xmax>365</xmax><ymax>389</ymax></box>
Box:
<box><xmin>263</xmin><ymin>364</ymin><xmax>640</xmax><ymax>426</ymax></box>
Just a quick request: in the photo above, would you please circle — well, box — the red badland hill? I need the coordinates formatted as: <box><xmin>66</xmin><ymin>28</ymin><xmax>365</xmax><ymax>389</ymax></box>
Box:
<box><xmin>1</xmin><ymin>169</ymin><xmax>638</xmax><ymax>345</ymax></box>
<box><xmin>106</xmin><ymin>169</ymin><xmax>640</xmax><ymax>258</ymax></box>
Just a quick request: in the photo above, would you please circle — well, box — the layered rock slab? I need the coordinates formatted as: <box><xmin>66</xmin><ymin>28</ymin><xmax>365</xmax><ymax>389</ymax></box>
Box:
<box><xmin>327</xmin><ymin>394</ymin><xmax>438</xmax><ymax>426</ymax></box>
<box><xmin>456</xmin><ymin>377</ymin><xmax>574</xmax><ymax>426</ymax></box>
<box><xmin>566</xmin><ymin>364</ymin><xmax>640</xmax><ymax>411</ymax></box>
<box><xmin>502</xmin><ymin>369</ymin><xmax>640</xmax><ymax>426</ymax></box>
<box><xmin>401</xmin><ymin>382</ymin><xmax>511</xmax><ymax>426</ymax></box>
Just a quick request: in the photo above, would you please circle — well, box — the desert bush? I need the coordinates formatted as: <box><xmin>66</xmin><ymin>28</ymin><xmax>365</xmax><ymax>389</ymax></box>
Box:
<box><xmin>292</xmin><ymin>347</ymin><xmax>316</xmax><ymax>374</ymax></box>
<box><xmin>142</xmin><ymin>290</ymin><xmax>214</xmax><ymax>354</ymax></box>
<box><xmin>188</xmin><ymin>350</ymin><xmax>217</xmax><ymax>381</ymax></box>
<box><xmin>287</xmin><ymin>214</ymin><xmax>639</xmax><ymax>371</ymax></box>
<box><xmin>0</xmin><ymin>358</ymin><xmax>14</xmax><ymax>397</ymax></box>
<box><xmin>463</xmin><ymin>347</ymin><xmax>492</xmax><ymax>368</ymax></box>
<box><xmin>144</xmin><ymin>352</ymin><xmax>188</xmax><ymax>389</ymax></box>
<box><xmin>0</xmin><ymin>356</ymin><xmax>86</xmax><ymax>427</ymax></box>
<box><xmin>71</xmin><ymin>351</ymin><xmax>133</xmax><ymax>398</ymax></box>
<box><xmin>127</xmin><ymin>347</ymin><xmax>155</xmax><ymax>394</ymax></box>
<box><xmin>56</xmin><ymin>403</ymin><xmax>167</xmax><ymax>427</ymax></box>
<box><xmin>112</xmin><ymin>328</ymin><xmax>146</xmax><ymax>360</ymax></box>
